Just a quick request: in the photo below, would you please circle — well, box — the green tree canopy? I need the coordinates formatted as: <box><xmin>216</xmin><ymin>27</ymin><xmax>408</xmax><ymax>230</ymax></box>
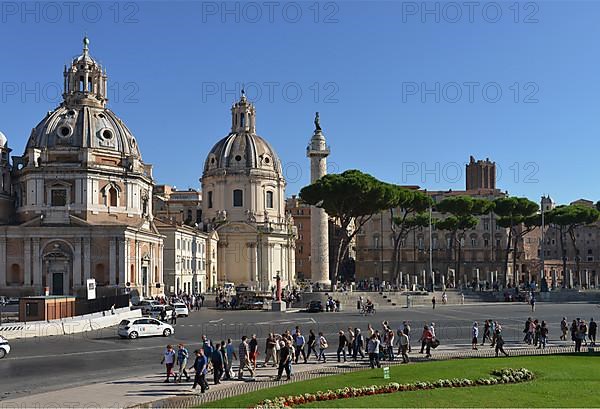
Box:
<box><xmin>299</xmin><ymin>169</ymin><xmax>398</xmax><ymax>282</ymax></box>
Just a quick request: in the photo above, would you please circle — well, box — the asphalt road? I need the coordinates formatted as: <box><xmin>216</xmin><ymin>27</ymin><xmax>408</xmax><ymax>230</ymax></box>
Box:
<box><xmin>0</xmin><ymin>301</ymin><xmax>598</xmax><ymax>401</ymax></box>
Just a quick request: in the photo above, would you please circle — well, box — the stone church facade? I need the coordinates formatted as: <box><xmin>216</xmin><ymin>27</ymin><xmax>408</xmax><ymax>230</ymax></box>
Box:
<box><xmin>201</xmin><ymin>92</ymin><xmax>296</xmax><ymax>291</ymax></box>
<box><xmin>0</xmin><ymin>38</ymin><xmax>164</xmax><ymax>298</ymax></box>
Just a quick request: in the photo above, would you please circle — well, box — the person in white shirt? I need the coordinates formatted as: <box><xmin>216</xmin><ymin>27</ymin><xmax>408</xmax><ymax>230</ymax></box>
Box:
<box><xmin>160</xmin><ymin>344</ymin><xmax>177</xmax><ymax>383</ymax></box>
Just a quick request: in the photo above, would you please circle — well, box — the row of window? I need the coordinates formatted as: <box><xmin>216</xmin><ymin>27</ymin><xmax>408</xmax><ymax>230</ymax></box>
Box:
<box><xmin>372</xmin><ymin>236</ymin><xmax>503</xmax><ymax>249</ymax></box>
<box><xmin>206</xmin><ymin>190</ymin><xmax>275</xmax><ymax>208</ymax></box>
<box><xmin>176</xmin><ymin>238</ymin><xmax>205</xmax><ymax>254</ymax></box>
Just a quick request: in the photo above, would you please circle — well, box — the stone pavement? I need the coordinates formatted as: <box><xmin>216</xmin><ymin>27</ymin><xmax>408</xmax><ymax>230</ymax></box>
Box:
<box><xmin>0</xmin><ymin>342</ymin><xmax>593</xmax><ymax>409</ymax></box>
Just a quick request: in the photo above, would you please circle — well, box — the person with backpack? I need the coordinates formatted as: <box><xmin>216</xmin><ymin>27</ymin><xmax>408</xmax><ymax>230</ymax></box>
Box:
<box><xmin>420</xmin><ymin>325</ymin><xmax>433</xmax><ymax>358</ymax></box>
<box><xmin>318</xmin><ymin>332</ymin><xmax>328</xmax><ymax>362</ymax></box>
<box><xmin>176</xmin><ymin>343</ymin><xmax>191</xmax><ymax>383</ymax></box>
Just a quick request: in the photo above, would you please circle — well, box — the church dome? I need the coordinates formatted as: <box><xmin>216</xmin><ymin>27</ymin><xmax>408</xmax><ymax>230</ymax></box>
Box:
<box><xmin>203</xmin><ymin>92</ymin><xmax>282</xmax><ymax>176</ymax></box>
<box><xmin>27</xmin><ymin>105</ymin><xmax>141</xmax><ymax>157</ymax></box>
<box><xmin>25</xmin><ymin>37</ymin><xmax>141</xmax><ymax>158</ymax></box>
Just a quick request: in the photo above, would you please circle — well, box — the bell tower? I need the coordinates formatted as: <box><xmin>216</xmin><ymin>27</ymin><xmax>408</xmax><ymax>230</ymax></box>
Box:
<box><xmin>63</xmin><ymin>36</ymin><xmax>108</xmax><ymax>108</ymax></box>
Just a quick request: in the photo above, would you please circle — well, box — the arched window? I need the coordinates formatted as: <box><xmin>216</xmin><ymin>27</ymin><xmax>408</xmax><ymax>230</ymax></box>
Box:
<box><xmin>233</xmin><ymin>189</ymin><xmax>243</xmax><ymax>207</ymax></box>
<box><xmin>266</xmin><ymin>191</ymin><xmax>274</xmax><ymax>208</ymax></box>
<box><xmin>108</xmin><ymin>186</ymin><xmax>118</xmax><ymax>207</ymax></box>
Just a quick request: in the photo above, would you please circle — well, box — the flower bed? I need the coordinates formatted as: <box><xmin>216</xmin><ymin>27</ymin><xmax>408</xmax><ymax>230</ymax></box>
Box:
<box><xmin>253</xmin><ymin>368</ymin><xmax>534</xmax><ymax>408</ymax></box>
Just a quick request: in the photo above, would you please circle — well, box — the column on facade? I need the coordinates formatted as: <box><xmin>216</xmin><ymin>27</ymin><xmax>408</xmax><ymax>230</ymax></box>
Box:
<box><xmin>109</xmin><ymin>239</ymin><xmax>116</xmax><ymax>285</ymax></box>
<box><xmin>73</xmin><ymin>238</ymin><xmax>82</xmax><ymax>287</ymax></box>
<box><xmin>32</xmin><ymin>238</ymin><xmax>41</xmax><ymax>287</ymax></box>
<box><xmin>247</xmin><ymin>243</ymin><xmax>255</xmax><ymax>283</ymax></box>
<box><xmin>0</xmin><ymin>237</ymin><xmax>5</xmax><ymax>287</ymax></box>
<box><xmin>83</xmin><ymin>237</ymin><xmax>91</xmax><ymax>281</ymax></box>
<box><xmin>118</xmin><ymin>239</ymin><xmax>125</xmax><ymax>285</ymax></box>
<box><xmin>24</xmin><ymin>239</ymin><xmax>31</xmax><ymax>286</ymax></box>
<box><xmin>135</xmin><ymin>240</ymin><xmax>141</xmax><ymax>293</ymax></box>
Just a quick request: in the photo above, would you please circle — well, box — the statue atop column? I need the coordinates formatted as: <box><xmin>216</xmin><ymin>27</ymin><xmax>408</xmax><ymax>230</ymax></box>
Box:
<box><xmin>314</xmin><ymin>112</ymin><xmax>321</xmax><ymax>131</ymax></box>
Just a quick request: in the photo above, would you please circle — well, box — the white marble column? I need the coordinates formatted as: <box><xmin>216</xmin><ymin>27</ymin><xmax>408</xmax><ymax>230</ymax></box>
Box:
<box><xmin>24</xmin><ymin>239</ymin><xmax>31</xmax><ymax>286</ymax></box>
<box><xmin>73</xmin><ymin>238</ymin><xmax>82</xmax><ymax>287</ymax></box>
<box><xmin>0</xmin><ymin>238</ymin><xmax>5</xmax><ymax>287</ymax></box>
<box><xmin>109</xmin><ymin>239</ymin><xmax>116</xmax><ymax>285</ymax></box>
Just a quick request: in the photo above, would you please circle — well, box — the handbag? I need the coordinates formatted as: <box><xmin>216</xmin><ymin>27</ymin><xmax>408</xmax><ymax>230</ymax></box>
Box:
<box><xmin>430</xmin><ymin>338</ymin><xmax>440</xmax><ymax>349</ymax></box>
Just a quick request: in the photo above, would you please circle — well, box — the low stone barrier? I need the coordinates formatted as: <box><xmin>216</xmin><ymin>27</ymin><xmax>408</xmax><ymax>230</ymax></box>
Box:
<box><xmin>0</xmin><ymin>307</ymin><xmax>141</xmax><ymax>339</ymax></box>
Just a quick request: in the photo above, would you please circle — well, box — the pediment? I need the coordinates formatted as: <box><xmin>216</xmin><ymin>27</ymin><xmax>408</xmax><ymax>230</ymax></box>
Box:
<box><xmin>216</xmin><ymin>221</ymin><xmax>257</xmax><ymax>234</ymax></box>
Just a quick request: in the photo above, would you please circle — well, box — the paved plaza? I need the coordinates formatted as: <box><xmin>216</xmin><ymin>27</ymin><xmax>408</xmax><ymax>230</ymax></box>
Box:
<box><xmin>0</xmin><ymin>301</ymin><xmax>598</xmax><ymax>407</ymax></box>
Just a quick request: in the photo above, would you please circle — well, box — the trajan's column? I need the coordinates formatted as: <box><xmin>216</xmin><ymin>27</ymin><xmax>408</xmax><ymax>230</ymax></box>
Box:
<box><xmin>306</xmin><ymin>112</ymin><xmax>331</xmax><ymax>285</ymax></box>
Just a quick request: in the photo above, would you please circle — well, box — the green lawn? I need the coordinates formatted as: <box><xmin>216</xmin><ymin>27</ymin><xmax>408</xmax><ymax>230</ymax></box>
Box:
<box><xmin>203</xmin><ymin>354</ymin><xmax>600</xmax><ymax>408</ymax></box>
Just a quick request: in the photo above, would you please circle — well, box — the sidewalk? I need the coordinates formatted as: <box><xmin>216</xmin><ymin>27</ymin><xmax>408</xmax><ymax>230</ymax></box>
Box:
<box><xmin>0</xmin><ymin>342</ymin><xmax>591</xmax><ymax>409</ymax></box>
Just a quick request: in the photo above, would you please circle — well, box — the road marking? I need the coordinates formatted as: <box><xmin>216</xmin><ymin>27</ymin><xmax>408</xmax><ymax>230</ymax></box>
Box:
<box><xmin>209</xmin><ymin>318</ymin><xmax>223</xmax><ymax>323</ymax></box>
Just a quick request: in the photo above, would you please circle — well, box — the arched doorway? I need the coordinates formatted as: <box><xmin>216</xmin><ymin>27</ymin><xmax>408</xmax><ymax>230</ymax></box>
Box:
<box><xmin>43</xmin><ymin>242</ymin><xmax>73</xmax><ymax>296</ymax></box>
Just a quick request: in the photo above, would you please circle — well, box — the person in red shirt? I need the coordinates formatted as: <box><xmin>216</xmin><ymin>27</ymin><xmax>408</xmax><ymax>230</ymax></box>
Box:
<box><xmin>420</xmin><ymin>325</ymin><xmax>433</xmax><ymax>358</ymax></box>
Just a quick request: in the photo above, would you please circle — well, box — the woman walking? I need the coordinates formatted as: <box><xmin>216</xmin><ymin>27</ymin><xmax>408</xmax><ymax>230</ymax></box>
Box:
<box><xmin>471</xmin><ymin>322</ymin><xmax>479</xmax><ymax>350</ymax></box>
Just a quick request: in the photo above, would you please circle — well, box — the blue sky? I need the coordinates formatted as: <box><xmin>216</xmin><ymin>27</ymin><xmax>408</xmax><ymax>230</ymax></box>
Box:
<box><xmin>0</xmin><ymin>1</ymin><xmax>596</xmax><ymax>205</ymax></box>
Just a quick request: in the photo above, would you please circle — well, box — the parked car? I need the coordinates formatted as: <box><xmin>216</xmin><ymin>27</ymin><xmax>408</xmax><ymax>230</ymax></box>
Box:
<box><xmin>118</xmin><ymin>318</ymin><xmax>174</xmax><ymax>339</ymax></box>
<box><xmin>133</xmin><ymin>300</ymin><xmax>159</xmax><ymax>314</ymax></box>
<box><xmin>0</xmin><ymin>336</ymin><xmax>10</xmax><ymax>358</ymax></box>
<box><xmin>171</xmin><ymin>302</ymin><xmax>189</xmax><ymax>317</ymax></box>
<box><xmin>306</xmin><ymin>300</ymin><xmax>324</xmax><ymax>313</ymax></box>
<box><xmin>148</xmin><ymin>305</ymin><xmax>174</xmax><ymax>320</ymax></box>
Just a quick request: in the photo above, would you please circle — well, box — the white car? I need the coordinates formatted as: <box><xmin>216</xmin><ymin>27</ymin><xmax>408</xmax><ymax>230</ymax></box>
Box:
<box><xmin>0</xmin><ymin>336</ymin><xmax>10</xmax><ymax>358</ymax></box>
<box><xmin>171</xmin><ymin>303</ymin><xmax>189</xmax><ymax>317</ymax></box>
<box><xmin>118</xmin><ymin>318</ymin><xmax>174</xmax><ymax>339</ymax></box>
<box><xmin>148</xmin><ymin>305</ymin><xmax>174</xmax><ymax>320</ymax></box>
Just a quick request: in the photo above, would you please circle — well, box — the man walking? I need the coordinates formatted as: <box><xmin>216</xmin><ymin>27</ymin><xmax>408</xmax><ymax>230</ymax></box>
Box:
<box><xmin>238</xmin><ymin>336</ymin><xmax>255</xmax><ymax>380</ymax></box>
<box><xmin>589</xmin><ymin>318</ymin><xmax>597</xmax><ymax>346</ymax></box>
<box><xmin>367</xmin><ymin>334</ymin><xmax>381</xmax><ymax>368</ymax></box>
<box><xmin>224</xmin><ymin>338</ymin><xmax>236</xmax><ymax>379</ymax></box>
<box><xmin>560</xmin><ymin>317</ymin><xmax>568</xmax><ymax>341</ymax></box>
<box><xmin>352</xmin><ymin>328</ymin><xmax>365</xmax><ymax>360</ymax></box>
<box><xmin>337</xmin><ymin>330</ymin><xmax>348</xmax><ymax>362</ymax></box>
<box><xmin>211</xmin><ymin>343</ymin><xmax>224</xmax><ymax>384</ymax></box>
<box><xmin>294</xmin><ymin>330</ymin><xmax>307</xmax><ymax>363</ymax></box>
<box><xmin>190</xmin><ymin>349</ymin><xmax>209</xmax><ymax>393</ymax></box>
<box><xmin>432</xmin><ymin>296</ymin><xmax>436</xmax><ymax>309</ymax></box>
<box><xmin>176</xmin><ymin>343</ymin><xmax>191</xmax><ymax>382</ymax></box>
<box><xmin>275</xmin><ymin>339</ymin><xmax>293</xmax><ymax>381</ymax></box>
<box><xmin>399</xmin><ymin>330</ymin><xmax>410</xmax><ymax>363</ymax></box>
<box><xmin>264</xmin><ymin>333</ymin><xmax>278</xmax><ymax>367</ymax></box>
<box><xmin>170</xmin><ymin>308</ymin><xmax>177</xmax><ymax>325</ymax></box>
